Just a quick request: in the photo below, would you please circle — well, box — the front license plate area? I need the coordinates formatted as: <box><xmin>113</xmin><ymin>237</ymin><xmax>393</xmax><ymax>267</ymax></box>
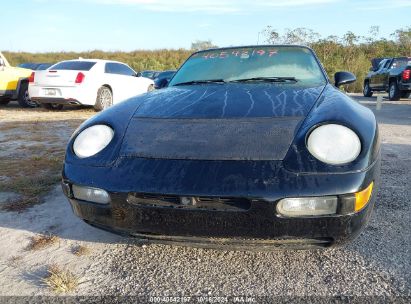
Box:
<box><xmin>127</xmin><ymin>193</ymin><xmax>251</xmax><ymax>212</ymax></box>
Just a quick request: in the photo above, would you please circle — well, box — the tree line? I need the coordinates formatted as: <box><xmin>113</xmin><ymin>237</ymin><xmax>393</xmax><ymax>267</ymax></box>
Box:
<box><xmin>3</xmin><ymin>49</ymin><xmax>192</xmax><ymax>74</ymax></box>
<box><xmin>3</xmin><ymin>26</ymin><xmax>410</xmax><ymax>92</ymax></box>
<box><xmin>262</xmin><ymin>26</ymin><xmax>411</xmax><ymax>92</ymax></box>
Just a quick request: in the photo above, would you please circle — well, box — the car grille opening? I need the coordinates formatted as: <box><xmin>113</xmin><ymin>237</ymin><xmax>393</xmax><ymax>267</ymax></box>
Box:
<box><xmin>127</xmin><ymin>193</ymin><xmax>251</xmax><ymax>212</ymax></box>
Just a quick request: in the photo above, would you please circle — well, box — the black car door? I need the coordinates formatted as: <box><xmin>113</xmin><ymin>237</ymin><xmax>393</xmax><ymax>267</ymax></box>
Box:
<box><xmin>379</xmin><ymin>59</ymin><xmax>392</xmax><ymax>90</ymax></box>
<box><xmin>369</xmin><ymin>60</ymin><xmax>386</xmax><ymax>89</ymax></box>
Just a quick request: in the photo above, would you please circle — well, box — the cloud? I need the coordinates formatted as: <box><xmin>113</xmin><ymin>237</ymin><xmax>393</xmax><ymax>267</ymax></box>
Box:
<box><xmin>355</xmin><ymin>0</ymin><xmax>411</xmax><ymax>10</ymax></box>
<box><xmin>33</xmin><ymin>0</ymin><xmax>411</xmax><ymax>14</ymax></box>
<box><xmin>197</xmin><ymin>23</ymin><xmax>212</xmax><ymax>29</ymax></box>
<box><xmin>259</xmin><ymin>0</ymin><xmax>338</xmax><ymax>7</ymax></box>
<box><xmin>97</xmin><ymin>0</ymin><xmax>242</xmax><ymax>13</ymax></box>
<box><xmin>81</xmin><ymin>0</ymin><xmax>340</xmax><ymax>13</ymax></box>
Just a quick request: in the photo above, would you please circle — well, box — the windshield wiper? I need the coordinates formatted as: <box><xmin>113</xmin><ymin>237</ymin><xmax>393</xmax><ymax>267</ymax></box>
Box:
<box><xmin>173</xmin><ymin>79</ymin><xmax>226</xmax><ymax>86</ymax></box>
<box><xmin>228</xmin><ymin>77</ymin><xmax>298</xmax><ymax>83</ymax></box>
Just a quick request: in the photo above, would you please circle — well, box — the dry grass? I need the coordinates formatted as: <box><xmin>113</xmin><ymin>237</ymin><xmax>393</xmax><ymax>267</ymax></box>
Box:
<box><xmin>0</xmin><ymin>106</ymin><xmax>94</xmax><ymax>124</ymax></box>
<box><xmin>72</xmin><ymin>244</ymin><xmax>91</xmax><ymax>256</ymax></box>
<box><xmin>0</xmin><ymin>158</ymin><xmax>62</xmax><ymax>192</ymax></box>
<box><xmin>1</xmin><ymin>196</ymin><xmax>41</xmax><ymax>213</ymax></box>
<box><xmin>0</xmin><ymin>135</ymin><xmax>64</xmax><ymax>212</ymax></box>
<box><xmin>27</xmin><ymin>234</ymin><xmax>59</xmax><ymax>251</ymax></box>
<box><xmin>0</xmin><ymin>157</ymin><xmax>62</xmax><ymax>212</ymax></box>
<box><xmin>0</xmin><ymin>107</ymin><xmax>93</xmax><ymax>211</ymax></box>
<box><xmin>42</xmin><ymin>264</ymin><xmax>79</xmax><ymax>293</ymax></box>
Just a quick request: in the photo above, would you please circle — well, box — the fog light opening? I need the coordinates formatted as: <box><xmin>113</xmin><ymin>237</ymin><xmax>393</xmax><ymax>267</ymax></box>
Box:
<box><xmin>72</xmin><ymin>185</ymin><xmax>111</xmax><ymax>204</ymax></box>
<box><xmin>277</xmin><ymin>196</ymin><xmax>338</xmax><ymax>217</ymax></box>
<box><xmin>354</xmin><ymin>182</ymin><xmax>374</xmax><ymax>212</ymax></box>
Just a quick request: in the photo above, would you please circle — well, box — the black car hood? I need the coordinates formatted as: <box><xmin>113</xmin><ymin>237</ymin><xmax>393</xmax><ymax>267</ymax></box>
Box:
<box><xmin>133</xmin><ymin>83</ymin><xmax>324</xmax><ymax>119</ymax></box>
<box><xmin>120</xmin><ymin>83</ymin><xmax>325</xmax><ymax>161</ymax></box>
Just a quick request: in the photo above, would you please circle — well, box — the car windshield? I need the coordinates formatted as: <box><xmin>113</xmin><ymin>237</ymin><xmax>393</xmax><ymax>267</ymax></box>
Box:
<box><xmin>169</xmin><ymin>46</ymin><xmax>326</xmax><ymax>87</ymax></box>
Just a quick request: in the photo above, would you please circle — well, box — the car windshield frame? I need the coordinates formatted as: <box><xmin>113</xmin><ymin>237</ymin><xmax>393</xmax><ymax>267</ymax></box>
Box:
<box><xmin>169</xmin><ymin>45</ymin><xmax>328</xmax><ymax>87</ymax></box>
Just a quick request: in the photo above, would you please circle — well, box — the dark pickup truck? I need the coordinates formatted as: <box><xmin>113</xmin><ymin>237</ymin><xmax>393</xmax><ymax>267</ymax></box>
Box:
<box><xmin>363</xmin><ymin>57</ymin><xmax>411</xmax><ymax>100</ymax></box>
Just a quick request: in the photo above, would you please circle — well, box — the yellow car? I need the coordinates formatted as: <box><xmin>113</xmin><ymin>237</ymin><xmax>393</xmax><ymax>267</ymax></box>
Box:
<box><xmin>0</xmin><ymin>52</ymin><xmax>36</xmax><ymax>107</ymax></box>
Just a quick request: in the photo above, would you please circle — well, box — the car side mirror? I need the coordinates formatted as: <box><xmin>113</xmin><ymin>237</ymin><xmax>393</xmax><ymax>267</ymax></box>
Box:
<box><xmin>136</xmin><ymin>72</ymin><xmax>142</xmax><ymax>77</ymax></box>
<box><xmin>334</xmin><ymin>71</ymin><xmax>356</xmax><ymax>88</ymax></box>
<box><xmin>157</xmin><ymin>78</ymin><xmax>169</xmax><ymax>89</ymax></box>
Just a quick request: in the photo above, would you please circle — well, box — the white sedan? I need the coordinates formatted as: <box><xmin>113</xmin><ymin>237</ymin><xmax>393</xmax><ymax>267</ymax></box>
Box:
<box><xmin>28</xmin><ymin>59</ymin><xmax>154</xmax><ymax>111</ymax></box>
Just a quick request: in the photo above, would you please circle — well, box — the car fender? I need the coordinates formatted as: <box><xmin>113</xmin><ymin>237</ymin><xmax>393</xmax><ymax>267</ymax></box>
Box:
<box><xmin>12</xmin><ymin>77</ymin><xmax>29</xmax><ymax>99</ymax></box>
<box><xmin>283</xmin><ymin>84</ymin><xmax>380</xmax><ymax>174</ymax></box>
<box><xmin>0</xmin><ymin>66</ymin><xmax>31</xmax><ymax>92</ymax></box>
<box><xmin>388</xmin><ymin>75</ymin><xmax>399</xmax><ymax>85</ymax></box>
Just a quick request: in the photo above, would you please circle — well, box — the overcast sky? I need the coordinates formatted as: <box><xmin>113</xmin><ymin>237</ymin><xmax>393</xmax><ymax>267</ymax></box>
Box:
<box><xmin>2</xmin><ymin>0</ymin><xmax>411</xmax><ymax>52</ymax></box>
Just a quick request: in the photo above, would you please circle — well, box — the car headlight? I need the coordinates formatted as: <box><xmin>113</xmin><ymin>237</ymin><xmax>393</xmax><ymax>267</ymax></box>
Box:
<box><xmin>73</xmin><ymin>125</ymin><xmax>114</xmax><ymax>158</ymax></box>
<box><xmin>307</xmin><ymin>124</ymin><xmax>361</xmax><ymax>165</ymax></box>
<box><xmin>72</xmin><ymin>184</ymin><xmax>110</xmax><ymax>204</ymax></box>
<box><xmin>277</xmin><ymin>196</ymin><xmax>338</xmax><ymax>217</ymax></box>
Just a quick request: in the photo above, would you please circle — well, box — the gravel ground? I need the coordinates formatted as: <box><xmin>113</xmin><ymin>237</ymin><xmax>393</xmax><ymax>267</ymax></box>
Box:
<box><xmin>0</xmin><ymin>96</ymin><xmax>410</xmax><ymax>302</ymax></box>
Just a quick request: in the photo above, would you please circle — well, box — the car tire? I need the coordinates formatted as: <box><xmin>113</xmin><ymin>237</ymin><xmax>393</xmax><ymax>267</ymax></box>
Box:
<box><xmin>0</xmin><ymin>98</ymin><xmax>10</xmax><ymax>106</ymax></box>
<box><xmin>363</xmin><ymin>81</ymin><xmax>373</xmax><ymax>97</ymax></box>
<box><xmin>41</xmin><ymin>103</ymin><xmax>64</xmax><ymax>110</ymax></box>
<box><xmin>17</xmin><ymin>81</ymin><xmax>38</xmax><ymax>108</ymax></box>
<box><xmin>94</xmin><ymin>86</ymin><xmax>113</xmax><ymax>111</ymax></box>
<box><xmin>388</xmin><ymin>81</ymin><xmax>400</xmax><ymax>101</ymax></box>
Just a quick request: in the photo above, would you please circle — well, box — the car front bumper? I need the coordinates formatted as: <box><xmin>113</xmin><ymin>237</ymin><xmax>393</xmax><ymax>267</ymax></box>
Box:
<box><xmin>64</xmin><ymin>192</ymin><xmax>375</xmax><ymax>250</ymax></box>
<box><xmin>62</xmin><ymin>157</ymin><xmax>380</xmax><ymax>250</ymax></box>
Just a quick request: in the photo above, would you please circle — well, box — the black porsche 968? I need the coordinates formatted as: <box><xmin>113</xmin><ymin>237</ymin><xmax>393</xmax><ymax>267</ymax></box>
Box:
<box><xmin>62</xmin><ymin>46</ymin><xmax>380</xmax><ymax>250</ymax></box>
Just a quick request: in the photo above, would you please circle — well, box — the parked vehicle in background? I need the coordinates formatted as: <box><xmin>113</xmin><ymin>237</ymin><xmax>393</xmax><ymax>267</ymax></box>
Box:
<box><xmin>154</xmin><ymin>70</ymin><xmax>176</xmax><ymax>89</ymax></box>
<box><xmin>363</xmin><ymin>57</ymin><xmax>411</xmax><ymax>100</ymax></box>
<box><xmin>18</xmin><ymin>62</ymin><xmax>54</xmax><ymax>71</ymax></box>
<box><xmin>138</xmin><ymin>70</ymin><xmax>160</xmax><ymax>79</ymax></box>
<box><xmin>16</xmin><ymin>63</ymin><xmax>55</xmax><ymax>107</ymax></box>
<box><xmin>29</xmin><ymin>59</ymin><xmax>154</xmax><ymax>111</ymax></box>
<box><xmin>0</xmin><ymin>52</ymin><xmax>34</xmax><ymax>108</ymax></box>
